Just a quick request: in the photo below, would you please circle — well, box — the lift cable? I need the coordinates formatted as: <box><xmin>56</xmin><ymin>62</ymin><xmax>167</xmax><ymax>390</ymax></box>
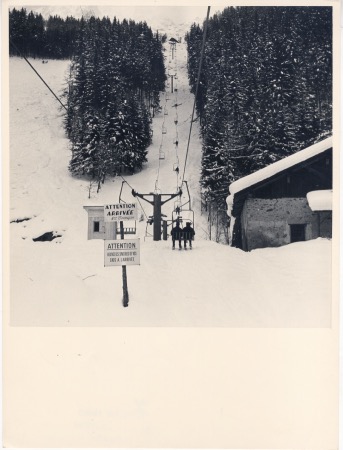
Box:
<box><xmin>155</xmin><ymin>67</ymin><xmax>171</xmax><ymax>190</ymax></box>
<box><xmin>181</xmin><ymin>6</ymin><xmax>210</xmax><ymax>185</ymax></box>
<box><xmin>120</xmin><ymin>176</ymin><xmax>149</xmax><ymax>220</ymax></box>
<box><xmin>9</xmin><ymin>39</ymin><xmax>68</xmax><ymax>113</ymax></box>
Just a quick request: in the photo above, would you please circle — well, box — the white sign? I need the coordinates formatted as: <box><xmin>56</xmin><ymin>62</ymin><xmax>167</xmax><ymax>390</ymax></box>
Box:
<box><xmin>104</xmin><ymin>203</ymin><xmax>138</xmax><ymax>222</ymax></box>
<box><xmin>104</xmin><ymin>239</ymin><xmax>140</xmax><ymax>266</ymax></box>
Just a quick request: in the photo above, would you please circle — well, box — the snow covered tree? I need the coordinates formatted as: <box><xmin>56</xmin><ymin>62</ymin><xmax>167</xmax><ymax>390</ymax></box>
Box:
<box><xmin>187</xmin><ymin>6</ymin><xmax>332</xmax><ymax>216</ymax></box>
<box><xmin>65</xmin><ymin>15</ymin><xmax>164</xmax><ymax>186</ymax></box>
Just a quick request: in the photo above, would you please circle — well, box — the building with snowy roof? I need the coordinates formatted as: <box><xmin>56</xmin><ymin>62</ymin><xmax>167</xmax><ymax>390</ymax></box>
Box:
<box><xmin>227</xmin><ymin>137</ymin><xmax>333</xmax><ymax>251</ymax></box>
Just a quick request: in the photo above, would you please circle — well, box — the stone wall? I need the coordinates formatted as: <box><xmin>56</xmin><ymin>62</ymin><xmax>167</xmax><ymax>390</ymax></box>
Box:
<box><xmin>241</xmin><ymin>198</ymin><xmax>327</xmax><ymax>251</ymax></box>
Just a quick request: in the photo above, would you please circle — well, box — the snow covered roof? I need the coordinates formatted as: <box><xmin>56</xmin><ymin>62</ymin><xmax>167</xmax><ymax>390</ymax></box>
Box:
<box><xmin>226</xmin><ymin>194</ymin><xmax>234</xmax><ymax>217</ymax></box>
<box><xmin>229</xmin><ymin>137</ymin><xmax>333</xmax><ymax>196</ymax></box>
<box><xmin>307</xmin><ymin>190</ymin><xmax>332</xmax><ymax>211</ymax></box>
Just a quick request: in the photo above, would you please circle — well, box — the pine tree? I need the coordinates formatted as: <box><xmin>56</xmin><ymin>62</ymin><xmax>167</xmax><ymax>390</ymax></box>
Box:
<box><xmin>187</xmin><ymin>6</ymin><xmax>332</xmax><ymax>211</ymax></box>
<box><xmin>65</xmin><ymin>14</ymin><xmax>164</xmax><ymax>186</ymax></box>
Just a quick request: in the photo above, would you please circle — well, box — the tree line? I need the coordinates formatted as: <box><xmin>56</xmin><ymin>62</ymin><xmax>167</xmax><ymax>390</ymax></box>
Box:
<box><xmin>65</xmin><ymin>16</ymin><xmax>166</xmax><ymax>189</ymax></box>
<box><xmin>9</xmin><ymin>7</ymin><xmax>81</xmax><ymax>59</ymax></box>
<box><xmin>9</xmin><ymin>8</ymin><xmax>167</xmax><ymax>190</ymax></box>
<box><xmin>186</xmin><ymin>6</ymin><xmax>332</xmax><ymax>226</ymax></box>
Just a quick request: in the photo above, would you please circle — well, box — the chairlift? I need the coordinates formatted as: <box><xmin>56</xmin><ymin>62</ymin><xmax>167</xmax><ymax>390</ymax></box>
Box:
<box><xmin>162</xmin><ymin>126</ymin><xmax>167</xmax><ymax>134</ymax></box>
<box><xmin>171</xmin><ymin>180</ymin><xmax>195</xmax><ymax>229</ymax></box>
<box><xmin>144</xmin><ymin>217</ymin><xmax>154</xmax><ymax>240</ymax></box>
<box><xmin>159</xmin><ymin>151</ymin><xmax>165</xmax><ymax>160</ymax></box>
<box><xmin>174</xmin><ymin>118</ymin><xmax>178</xmax><ymax>125</ymax></box>
<box><xmin>164</xmin><ymin>107</ymin><xmax>168</xmax><ymax>115</ymax></box>
<box><xmin>173</xmin><ymin>163</ymin><xmax>179</xmax><ymax>173</ymax></box>
<box><xmin>118</xmin><ymin>180</ymin><xmax>137</xmax><ymax>234</ymax></box>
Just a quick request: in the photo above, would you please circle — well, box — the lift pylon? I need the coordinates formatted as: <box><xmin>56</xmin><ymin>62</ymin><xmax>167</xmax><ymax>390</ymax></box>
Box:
<box><xmin>132</xmin><ymin>188</ymin><xmax>182</xmax><ymax>241</ymax></box>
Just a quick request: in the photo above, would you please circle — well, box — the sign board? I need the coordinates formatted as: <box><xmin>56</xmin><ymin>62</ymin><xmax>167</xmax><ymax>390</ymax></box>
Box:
<box><xmin>104</xmin><ymin>203</ymin><xmax>138</xmax><ymax>222</ymax></box>
<box><xmin>104</xmin><ymin>239</ymin><xmax>140</xmax><ymax>266</ymax></box>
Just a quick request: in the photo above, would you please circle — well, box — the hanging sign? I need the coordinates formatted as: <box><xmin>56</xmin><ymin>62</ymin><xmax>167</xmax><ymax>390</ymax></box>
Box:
<box><xmin>104</xmin><ymin>239</ymin><xmax>140</xmax><ymax>266</ymax></box>
<box><xmin>104</xmin><ymin>202</ymin><xmax>138</xmax><ymax>222</ymax></box>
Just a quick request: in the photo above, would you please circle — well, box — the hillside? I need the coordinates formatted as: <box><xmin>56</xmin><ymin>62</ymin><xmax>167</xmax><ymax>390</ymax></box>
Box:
<box><xmin>8</xmin><ymin>32</ymin><xmax>332</xmax><ymax>327</ymax></box>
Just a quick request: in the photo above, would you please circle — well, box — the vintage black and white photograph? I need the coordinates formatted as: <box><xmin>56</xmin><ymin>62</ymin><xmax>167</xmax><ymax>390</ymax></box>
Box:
<box><xmin>8</xmin><ymin>3</ymin><xmax>335</xmax><ymax>327</ymax></box>
<box><xmin>3</xmin><ymin>1</ymin><xmax>340</xmax><ymax>449</ymax></box>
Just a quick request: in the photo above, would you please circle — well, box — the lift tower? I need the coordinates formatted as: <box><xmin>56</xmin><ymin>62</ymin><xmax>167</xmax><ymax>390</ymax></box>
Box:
<box><xmin>132</xmin><ymin>189</ymin><xmax>182</xmax><ymax>241</ymax></box>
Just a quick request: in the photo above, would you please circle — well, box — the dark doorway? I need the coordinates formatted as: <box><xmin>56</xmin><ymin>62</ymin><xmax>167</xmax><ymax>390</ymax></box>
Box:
<box><xmin>290</xmin><ymin>224</ymin><xmax>306</xmax><ymax>243</ymax></box>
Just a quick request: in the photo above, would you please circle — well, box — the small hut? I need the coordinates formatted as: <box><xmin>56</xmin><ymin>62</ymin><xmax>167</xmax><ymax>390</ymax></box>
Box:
<box><xmin>227</xmin><ymin>137</ymin><xmax>333</xmax><ymax>251</ymax></box>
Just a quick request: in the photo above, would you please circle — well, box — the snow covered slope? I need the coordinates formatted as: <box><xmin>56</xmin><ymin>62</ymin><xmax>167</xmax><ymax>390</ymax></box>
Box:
<box><xmin>9</xmin><ymin>35</ymin><xmax>332</xmax><ymax>327</ymax></box>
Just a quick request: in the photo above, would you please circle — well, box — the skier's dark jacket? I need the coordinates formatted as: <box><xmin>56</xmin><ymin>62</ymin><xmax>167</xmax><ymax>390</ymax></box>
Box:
<box><xmin>171</xmin><ymin>225</ymin><xmax>183</xmax><ymax>240</ymax></box>
<box><xmin>183</xmin><ymin>224</ymin><xmax>195</xmax><ymax>241</ymax></box>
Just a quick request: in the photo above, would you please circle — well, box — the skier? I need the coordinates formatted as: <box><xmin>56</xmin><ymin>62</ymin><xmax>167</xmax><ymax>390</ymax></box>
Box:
<box><xmin>183</xmin><ymin>222</ymin><xmax>195</xmax><ymax>249</ymax></box>
<box><xmin>171</xmin><ymin>220</ymin><xmax>183</xmax><ymax>250</ymax></box>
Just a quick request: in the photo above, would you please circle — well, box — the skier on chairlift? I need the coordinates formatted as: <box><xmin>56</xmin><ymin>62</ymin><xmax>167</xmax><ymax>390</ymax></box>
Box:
<box><xmin>171</xmin><ymin>220</ymin><xmax>183</xmax><ymax>250</ymax></box>
<box><xmin>183</xmin><ymin>222</ymin><xmax>195</xmax><ymax>249</ymax></box>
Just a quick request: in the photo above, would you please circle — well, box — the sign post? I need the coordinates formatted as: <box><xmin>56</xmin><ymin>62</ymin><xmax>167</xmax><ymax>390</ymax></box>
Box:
<box><xmin>103</xmin><ymin>202</ymin><xmax>139</xmax><ymax>308</ymax></box>
<box><xmin>120</xmin><ymin>220</ymin><xmax>129</xmax><ymax>307</ymax></box>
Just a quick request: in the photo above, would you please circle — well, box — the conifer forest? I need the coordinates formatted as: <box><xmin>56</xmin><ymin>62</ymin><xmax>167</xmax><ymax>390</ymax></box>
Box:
<box><xmin>186</xmin><ymin>7</ymin><xmax>332</xmax><ymax>211</ymax></box>
<box><xmin>9</xmin><ymin>6</ymin><xmax>332</xmax><ymax>210</ymax></box>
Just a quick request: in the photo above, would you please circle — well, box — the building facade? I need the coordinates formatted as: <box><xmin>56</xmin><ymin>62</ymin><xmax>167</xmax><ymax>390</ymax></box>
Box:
<box><xmin>227</xmin><ymin>137</ymin><xmax>332</xmax><ymax>251</ymax></box>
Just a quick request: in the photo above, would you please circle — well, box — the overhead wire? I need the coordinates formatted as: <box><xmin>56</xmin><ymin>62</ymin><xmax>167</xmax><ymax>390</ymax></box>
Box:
<box><xmin>9</xmin><ymin>38</ymin><xmax>68</xmax><ymax>112</ymax></box>
<box><xmin>181</xmin><ymin>5</ymin><xmax>211</xmax><ymax>185</ymax></box>
<box><xmin>155</xmin><ymin>38</ymin><xmax>179</xmax><ymax>191</ymax></box>
<box><xmin>170</xmin><ymin>40</ymin><xmax>181</xmax><ymax>192</ymax></box>
<box><xmin>120</xmin><ymin>176</ymin><xmax>149</xmax><ymax>220</ymax></box>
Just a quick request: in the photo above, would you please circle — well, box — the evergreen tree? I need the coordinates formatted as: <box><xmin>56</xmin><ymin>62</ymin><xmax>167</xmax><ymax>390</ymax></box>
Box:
<box><xmin>65</xmin><ymin>14</ymin><xmax>165</xmax><ymax>186</ymax></box>
<box><xmin>186</xmin><ymin>6</ymin><xmax>332</xmax><ymax>212</ymax></box>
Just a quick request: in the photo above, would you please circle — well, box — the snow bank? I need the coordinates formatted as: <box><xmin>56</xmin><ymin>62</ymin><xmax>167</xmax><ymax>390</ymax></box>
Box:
<box><xmin>307</xmin><ymin>190</ymin><xmax>332</xmax><ymax>211</ymax></box>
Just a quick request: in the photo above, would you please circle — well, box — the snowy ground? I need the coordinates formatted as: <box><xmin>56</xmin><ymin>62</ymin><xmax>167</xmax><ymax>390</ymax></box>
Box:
<box><xmin>8</xmin><ymin>20</ymin><xmax>332</xmax><ymax>327</ymax></box>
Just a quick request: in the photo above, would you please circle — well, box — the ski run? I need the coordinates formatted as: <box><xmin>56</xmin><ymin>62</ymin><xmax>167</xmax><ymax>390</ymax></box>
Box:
<box><xmin>9</xmin><ymin>14</ymin><xmax>332</xmax><ymax>328</ymax></box>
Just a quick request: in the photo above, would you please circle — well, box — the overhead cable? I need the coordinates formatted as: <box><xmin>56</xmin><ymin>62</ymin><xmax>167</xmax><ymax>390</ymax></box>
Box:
<box><xmin>9</xmin><ymin>38</ymin><xmax>68</xmax><ymax>112</ymax></box>
<box><xmin>181</xmin><ymin>6</ymin><xmax>211</xmax><ymax>184</ymax></box>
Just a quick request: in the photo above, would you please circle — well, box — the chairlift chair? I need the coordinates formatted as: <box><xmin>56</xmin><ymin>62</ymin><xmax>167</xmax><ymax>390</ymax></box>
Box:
<box><xmin>173</xmin><ymin>163</ymin><xmax>179</xmax><ymax>172</ymax></box>
<box><xmin>171</xmin><ymin>180</ymin><xmax>195</xmax><ymax>229</ymax></box>
<box><xmin>117</xmin><ymin>180</ymin><xmax>137</xmax><ymax>235</ymax></box>
<box><xmin>162</xmin><ymin>126</ymin><xmax>167</xmax><ymax>134</ymax></box>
